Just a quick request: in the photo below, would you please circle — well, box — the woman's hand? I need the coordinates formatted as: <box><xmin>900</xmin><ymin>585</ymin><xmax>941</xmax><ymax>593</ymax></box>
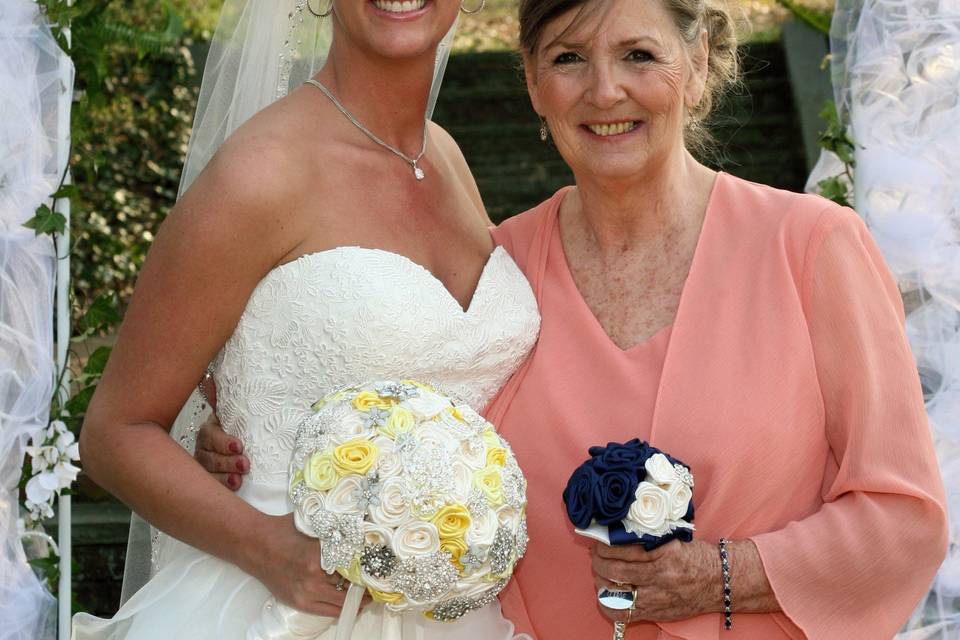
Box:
<box><xmin>591</xmin><ymin>540</ymin><xmax>722</xmax><ymax>622</ymax></box>
<box><xmin>246</xmin><ymin>513</ymin><xmax>359</xmax><ymax>617</ymax></box>
<box><xmin>195</xmin><ymin>412</ymin><xmax>249</xmax><ymax>490</ymax></box>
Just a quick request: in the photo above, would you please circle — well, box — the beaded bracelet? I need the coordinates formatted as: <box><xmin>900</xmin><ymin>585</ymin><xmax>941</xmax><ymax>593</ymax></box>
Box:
<box><xmin>718</xmin><ymin>538</ymin><xmax>733</xmax><ymax>630</ymax></box>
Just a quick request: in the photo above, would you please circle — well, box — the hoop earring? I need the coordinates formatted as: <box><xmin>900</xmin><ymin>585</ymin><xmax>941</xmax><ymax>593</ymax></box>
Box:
<box><xmin>539</xmin><ymin>117</ymin><xmax>549</xmax><ymax>142</ymax></box>
<box><xmin>307</xmin><ymin>0</ymin><xmax>334</xmax><ymax>18</ymax></box>
<box><xmin>460</xmin><ymin>0</ymin><xmax>486</xmax><ymax>14</ymax></box>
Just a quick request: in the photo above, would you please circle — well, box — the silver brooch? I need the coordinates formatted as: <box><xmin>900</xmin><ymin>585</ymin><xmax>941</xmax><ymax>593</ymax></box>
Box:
<box><xmin>430</xmin><ymin>580</ymin><xmax>508</xmax><ymax>622</ymax></box>
<box><xmin>459</xmin><ymin>545</ymin><xmax>486</xmax><ymax>575</ymax></box>
<box><xmin>674</xmin><ymin>463</ymin><xmax>694</xmax><ymax>488</ymax></box>
<box><xmin>360</xmin><ymin>544</ymin><xmax>398</xmax><ymax>579</ymax></box>
<box><xmin>488</xmin><ymin>526</ymin><xmax>515</xmax><ymax>575</ymax></box>
<box><xmin>375</xmin><ymin>381</ymin><xmax>419</xmax><ymax>401</ymax></box>
<box><xmin>310</xmin><ymin>510</ymin><xmax>364</xmax><ymax>571</ymax></box>
<box><xmin>352</xmin><ymin>474</ymin><xmax>382</xmax><ymax>510</ymax></box>
<box><xmin>390</xmin><ymin>553</ymin><xmax>459</xmax><ymax>602</ymax></box>
<box><xmin>362</xmin><ymin>407</ymin><xmax>390</xmax><ymax>429</ymax></box>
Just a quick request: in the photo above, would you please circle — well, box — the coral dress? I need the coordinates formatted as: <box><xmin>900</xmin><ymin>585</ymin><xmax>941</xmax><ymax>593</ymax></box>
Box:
<box><xmin>485</xmin><ymin>173</ymin><xmax>948</xmax><ymax>639</ymax></box>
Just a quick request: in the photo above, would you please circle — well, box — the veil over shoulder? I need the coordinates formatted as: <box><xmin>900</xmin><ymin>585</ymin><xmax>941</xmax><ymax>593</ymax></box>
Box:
<box><xmin>120</xmin><ymin>0</ymin><xmax>459</xmax><ymax>607</ymax></box>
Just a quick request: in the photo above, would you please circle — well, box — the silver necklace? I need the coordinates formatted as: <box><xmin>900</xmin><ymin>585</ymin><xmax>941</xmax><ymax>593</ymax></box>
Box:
<box><xmin>305</xmin><ymin>78</ymin><xmax>428</xmax><ymax>181</ymax></box>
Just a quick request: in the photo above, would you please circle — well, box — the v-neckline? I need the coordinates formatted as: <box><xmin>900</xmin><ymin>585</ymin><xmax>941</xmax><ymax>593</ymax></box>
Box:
<box><xmin>548</xmin><ymin>172</ymin><xmax>724</xmax><ymax>354</ymax></box>
<box><xmin>274</xmin><ymin>244</ymin><xmax>504</xmax><ymax>315</ymax></box>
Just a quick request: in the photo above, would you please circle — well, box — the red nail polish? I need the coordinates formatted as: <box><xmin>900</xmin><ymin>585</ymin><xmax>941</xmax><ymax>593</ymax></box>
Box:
<box><xmin>227</xmin><ymin>474</ymin><xmax>238</xmax><ymax>489</ymax></box>
<box><xmin>229</xmin><ymin>442</ymin><xmax>241</xmax><ymax>454</ymax></box>
<box><xmin>236</xmin><ymin>459</ymin><xmax>245</xmax><ymax>473</ymax></box>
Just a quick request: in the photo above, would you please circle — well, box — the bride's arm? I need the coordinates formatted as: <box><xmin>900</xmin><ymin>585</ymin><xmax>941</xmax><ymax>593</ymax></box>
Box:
<box><xmin>79</xmin><ymin>133</ymin><xmax>344</xmax><ymax>616</ymax></box>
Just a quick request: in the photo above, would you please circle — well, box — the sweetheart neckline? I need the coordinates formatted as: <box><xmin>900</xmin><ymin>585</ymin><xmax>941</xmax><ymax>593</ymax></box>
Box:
<box><xmin>269</xmin><ymin>245</ymin><xmax>508</xmax><ymax>315</ymax></box>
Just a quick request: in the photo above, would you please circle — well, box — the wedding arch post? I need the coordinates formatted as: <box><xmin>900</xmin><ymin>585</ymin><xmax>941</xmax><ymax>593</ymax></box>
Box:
<box><xmin>55</xmin><ymin>2</ymin><xmax>73</xmax><ymax>637</ymax></box>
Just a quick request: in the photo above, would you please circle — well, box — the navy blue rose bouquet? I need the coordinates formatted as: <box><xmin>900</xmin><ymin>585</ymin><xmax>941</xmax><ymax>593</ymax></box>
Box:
<box><xmin>563</xmin><ymin>438</ymin><xmax>695</xmax><ymax>551</ymax></box>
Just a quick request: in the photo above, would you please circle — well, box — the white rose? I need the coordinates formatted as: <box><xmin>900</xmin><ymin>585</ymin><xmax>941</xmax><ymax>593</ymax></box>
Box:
<box><xmin>294</xmin><ymin>493</ymin><xmax>326</xmax><ymax>537</ymax></box>
<box><xmin>458</xmin><ymin>435</ymin><xmax>488</xmax><ymax>470</ymax></box>
<box><xmin>327</xmin><ymin>404</ymin><xmax>370</xmax><ymax>444</ymax></box>
<box><xmin>418</xmin><ymin>423</ymin><xmax>457</xmax><ymax>454</ymax></box>
<box><xmin>495</xmin><ymin>504</ymin><xmax>521</xmax><ymax>531</ymax></box>
<box><xmin>403</xmin><ymin>391</ymin><xmax>450</xmax><ymax>419</ymax></box>
<box><xmin>465</xmin><ymin>508</ymin><xmax>499</xmax><ymax>549</ymax></box>
<box><xmin>624</xmin><ymin>481</ymin><xmax>671</xmax><ymax>537</ymax></box>
<box><xmin>452</xmin><ymin>460</ymin><xmax>474</xmax><ymax>498</ymax></box>
<box><xmin>325</xmin><ymin>476</ymin><xmax>363</xmax><ymax>514</ymax></box>
<box><xmin>369</xmin><ymin>477</ymin><xmax>411</xmax><ymax>527</ymax></box>
<box><xmin>373</xmin><ymin>436</ymin><xmax>403</xmax><ymax>479</ymax></box>
<box><xmin>644</xmin><ymin>454</ymin><xmax>679</xmax><ymax>486</ymax></box>
<box><xmin>667</xmin><ymin>481</ymin><xmax>693</xmax><ymax>521</ymax></box>
<box><xmin>393</xmin><ymin>520</ymin><xmax>440</xmax><ymax>559</ymax></box>
<box><xmin>363</xmin><ymin>522</ymin><xmax>395</xmax><ymax>548</ymax></box>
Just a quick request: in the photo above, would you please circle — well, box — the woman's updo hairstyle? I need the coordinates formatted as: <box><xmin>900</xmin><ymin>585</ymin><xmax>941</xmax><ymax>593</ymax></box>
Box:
<box><xmin>518</xmin><ymin>0</ymin><xmax>741</xmax><ymax>152</ymax></box>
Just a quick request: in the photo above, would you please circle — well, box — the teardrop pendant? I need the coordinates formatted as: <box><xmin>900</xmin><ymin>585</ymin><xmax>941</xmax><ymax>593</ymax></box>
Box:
<box><xmin>413</xmin><ymin>164</ymin><xmax>425</xmax><ymax>181</ymax></box>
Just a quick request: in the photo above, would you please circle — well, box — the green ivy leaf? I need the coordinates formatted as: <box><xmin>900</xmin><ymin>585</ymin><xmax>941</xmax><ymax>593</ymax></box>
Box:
<box><xmin>82</xmin><ymin>346</ymin><xmax>112</xmax><ymax>377</ymax></box>
<box><xmin>22</xmin><ymin>204</ymin><xmax>67</xmax><ymax>236</ymax></box>
<box><xmin>817</xmin><ymin>176</ymin><xmax>852</xmax><ymax>208</ymax></box>
<box><xmin>64</xmin><ymin>385</ymin><xmax>96</xmax><ymax>418</ymax></box>
<box><xmin>52</xmin><ymin>184</ymin><xmax>79</xmax><ymax>200</ymax></box>
<box><xmin>83</xmin><ymin>293</ymin><xmax>121</xmax><ymax>333</ymax></box>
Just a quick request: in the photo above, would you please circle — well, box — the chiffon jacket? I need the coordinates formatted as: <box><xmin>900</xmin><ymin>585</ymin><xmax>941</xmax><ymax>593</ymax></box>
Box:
<box><xmin>485</xmin><ymin>173</ymin><xmax>948</xmax><ymax>639</ymax></box>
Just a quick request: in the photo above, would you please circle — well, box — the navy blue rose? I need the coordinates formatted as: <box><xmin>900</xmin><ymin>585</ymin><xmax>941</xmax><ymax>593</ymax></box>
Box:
<box><xmin>563</xmin><ymin>463</ymin><xmax>600</xmax><ymax>529</ymax></box>
<box><xmin>594</xmin><ymin>469</ymin><xmax>640</xmax><ymax>525</ymax></box>
<box><xmin>589</xmin><ymin>439</ymin><xmax>652</xmax><ymax>475</ymax></box>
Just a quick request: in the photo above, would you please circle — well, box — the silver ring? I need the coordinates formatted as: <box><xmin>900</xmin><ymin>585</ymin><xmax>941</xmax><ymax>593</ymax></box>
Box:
<box><xmin>335</xmin><ymin>576</ymin><xmax>347</xmax><ymax>592</ymax></box>
<box><xmin>598</xmin><ymin>585</ymin><xmax>636</xmax><ymax>611</ymax></box>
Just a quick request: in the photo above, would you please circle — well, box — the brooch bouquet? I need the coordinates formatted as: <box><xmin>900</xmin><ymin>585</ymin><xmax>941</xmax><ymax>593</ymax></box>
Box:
<box><xmin>563</xmin><ymin>438</ymin><xmax>694</xmax><ymax>549</ymax></box>
<box><xmin>563</xmin><ymin>439</ymin><xmax>695</xmax><ymax>640</ymax></box>
<box><xmin>284</xmin><ymin>380</ymin><xmax>527</xmax><ymax>636</ymax></box>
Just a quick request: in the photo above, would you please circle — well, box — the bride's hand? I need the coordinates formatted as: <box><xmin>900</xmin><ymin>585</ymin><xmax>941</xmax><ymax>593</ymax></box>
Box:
<box><xmin>247</xmin><ymin>513</ymin><xmax>356</xmax><ymax>617</ymax></box>
<box><xmin>195</xmin><ymin>412</ymin><xmax>249</xmax><ymax>490</ymax></box>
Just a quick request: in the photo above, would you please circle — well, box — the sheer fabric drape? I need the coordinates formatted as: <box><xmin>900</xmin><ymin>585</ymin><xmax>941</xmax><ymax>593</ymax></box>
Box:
<box><xmin>0</xmin><ymin>0</ymin><xmax>73</xmax><ymax>637</ymax></box>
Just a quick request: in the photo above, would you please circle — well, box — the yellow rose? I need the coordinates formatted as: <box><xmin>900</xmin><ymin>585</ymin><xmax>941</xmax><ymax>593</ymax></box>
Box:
<box><xmin>439</xmin><ymin>536</ymin><xmax>469</xmax><ymax>573</ymax></box>
<box><xmin>351</xmin><ymin>391</ymin><xmax>393</xmax><ymax>412</ymax></box>
<box><xmin>332</xmin><ymin>438</ymin><xmax>379</xmax><ymax>476</ymax></box>
<box><xmin>486</xmin><ymin>447</ymin><xmax>508</xmax><ymax>467</ymax></box>
<box><xmin>404</xmin><ymin>379</ymin><xmax>436</xmax><ymax>393</ymax></box>
<box><xmin>481</xmin><ymin>427</ymin><xmax>502</xmax><ymax>450</ymax></box>
<box><xmin>431</xmin><ymin>504</ymin><xmax>472</xmax><ymax>540</ymax></box>
<box><xmin>303</xmin><ymin>452</ymin><xmax>338</xmax><ymax>491</ymax></box>
<box><xmin>370</xmin><ymin>589</ymin><xmax>404</xmax><ymax>605</ymax></box>
<box><xmin>448</xmin><ymin>407</ymin><xmax>467</xmax><ymax>423</ymax></box>
<box><xmin>379</xmin><ymin>406</ymin><xmax>416</xmax><ymax>439</ymax></box>
<box><xmin>474</xmin><ymin>465</ymin><xmax>504</xmax><ymax>506</ymax></box>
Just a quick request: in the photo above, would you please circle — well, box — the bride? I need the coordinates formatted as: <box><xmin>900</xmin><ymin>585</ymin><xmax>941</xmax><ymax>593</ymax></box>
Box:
<box><xmin>71</xmin><ymin>0</ymin><xmax>539</xmax><ymax>638</ymax></box>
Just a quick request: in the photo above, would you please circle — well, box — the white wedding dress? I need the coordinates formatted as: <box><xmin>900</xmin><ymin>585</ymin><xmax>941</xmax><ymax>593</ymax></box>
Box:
<box><xmin>72</xmin><ymin>245</ymin><xmax>540</xmax><ymax>640</ymax></box>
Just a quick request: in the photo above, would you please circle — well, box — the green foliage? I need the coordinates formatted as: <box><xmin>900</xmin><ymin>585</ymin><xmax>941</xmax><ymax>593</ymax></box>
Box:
<box><xmin>815</xmin><ymin>100</ymin><xmax>855</xmax><ymax>208</ymax></box>
<box><xmin>774</xmin><ymin>0</ymin><xmax>832</xmax><ymax>35</ymax></box>
<box><xmin>19</xmin><ymin>0</ymin><xmax>199</xmax><ymax>592</ymax></box>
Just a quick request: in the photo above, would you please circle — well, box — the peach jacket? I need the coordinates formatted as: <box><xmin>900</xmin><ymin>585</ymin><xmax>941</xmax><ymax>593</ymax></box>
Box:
<box><xmin>486</xmin><ymin>173</ymin><xmax>948</xmax><ymax>639</ymax></box>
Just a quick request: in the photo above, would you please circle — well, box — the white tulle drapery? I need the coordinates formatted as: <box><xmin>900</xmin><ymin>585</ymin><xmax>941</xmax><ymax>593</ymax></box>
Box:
<box><xmin>821</xmin><ymin>0</ymin><xmax>960</xmax><ymax>636</ymax></box>
<box><xmin>0</xmin><ymin>0</ymin><xmax>73</xmax><ymax>638</ymax></box>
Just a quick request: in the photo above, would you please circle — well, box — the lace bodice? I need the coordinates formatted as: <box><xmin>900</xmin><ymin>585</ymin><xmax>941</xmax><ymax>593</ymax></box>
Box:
<box><xmin>213</xmin><ymin>246</ymin><xmax>540</xmax><ymax>486</ymax></box>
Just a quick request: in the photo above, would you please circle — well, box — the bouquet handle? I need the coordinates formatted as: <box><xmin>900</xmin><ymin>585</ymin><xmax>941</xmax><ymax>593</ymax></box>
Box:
<box><xmin>334</xmin><ymin>583</ymin><xmax>365</xmax><ymax>640</ymax></box>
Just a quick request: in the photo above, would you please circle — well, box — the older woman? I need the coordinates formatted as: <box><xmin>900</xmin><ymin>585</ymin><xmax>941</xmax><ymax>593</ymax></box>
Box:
<box><xmin>483</xmin><ymin>0</ymin><xmax>948</xmax><ymax>637</ymax></box>
<box><xmin>197</xmin><ymin>0</ymin><xmax>948</xmax><ymax>637</ymax></box>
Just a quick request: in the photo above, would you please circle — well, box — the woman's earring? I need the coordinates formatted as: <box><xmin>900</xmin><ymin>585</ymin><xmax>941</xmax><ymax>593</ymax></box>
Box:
<box><xmin>539</xmin><ymin>118</ymin><xmax>549</xmax><ymax>142</ymax></box>
<box><xmin>460</xmin><ymin>0</ymin><xmax>486</xmax><ymax>14</ymax></box>
<box><xmin>306</xmin><ymin>0</ymin><xmax>334</xmax><ymax>18</ymax></box>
